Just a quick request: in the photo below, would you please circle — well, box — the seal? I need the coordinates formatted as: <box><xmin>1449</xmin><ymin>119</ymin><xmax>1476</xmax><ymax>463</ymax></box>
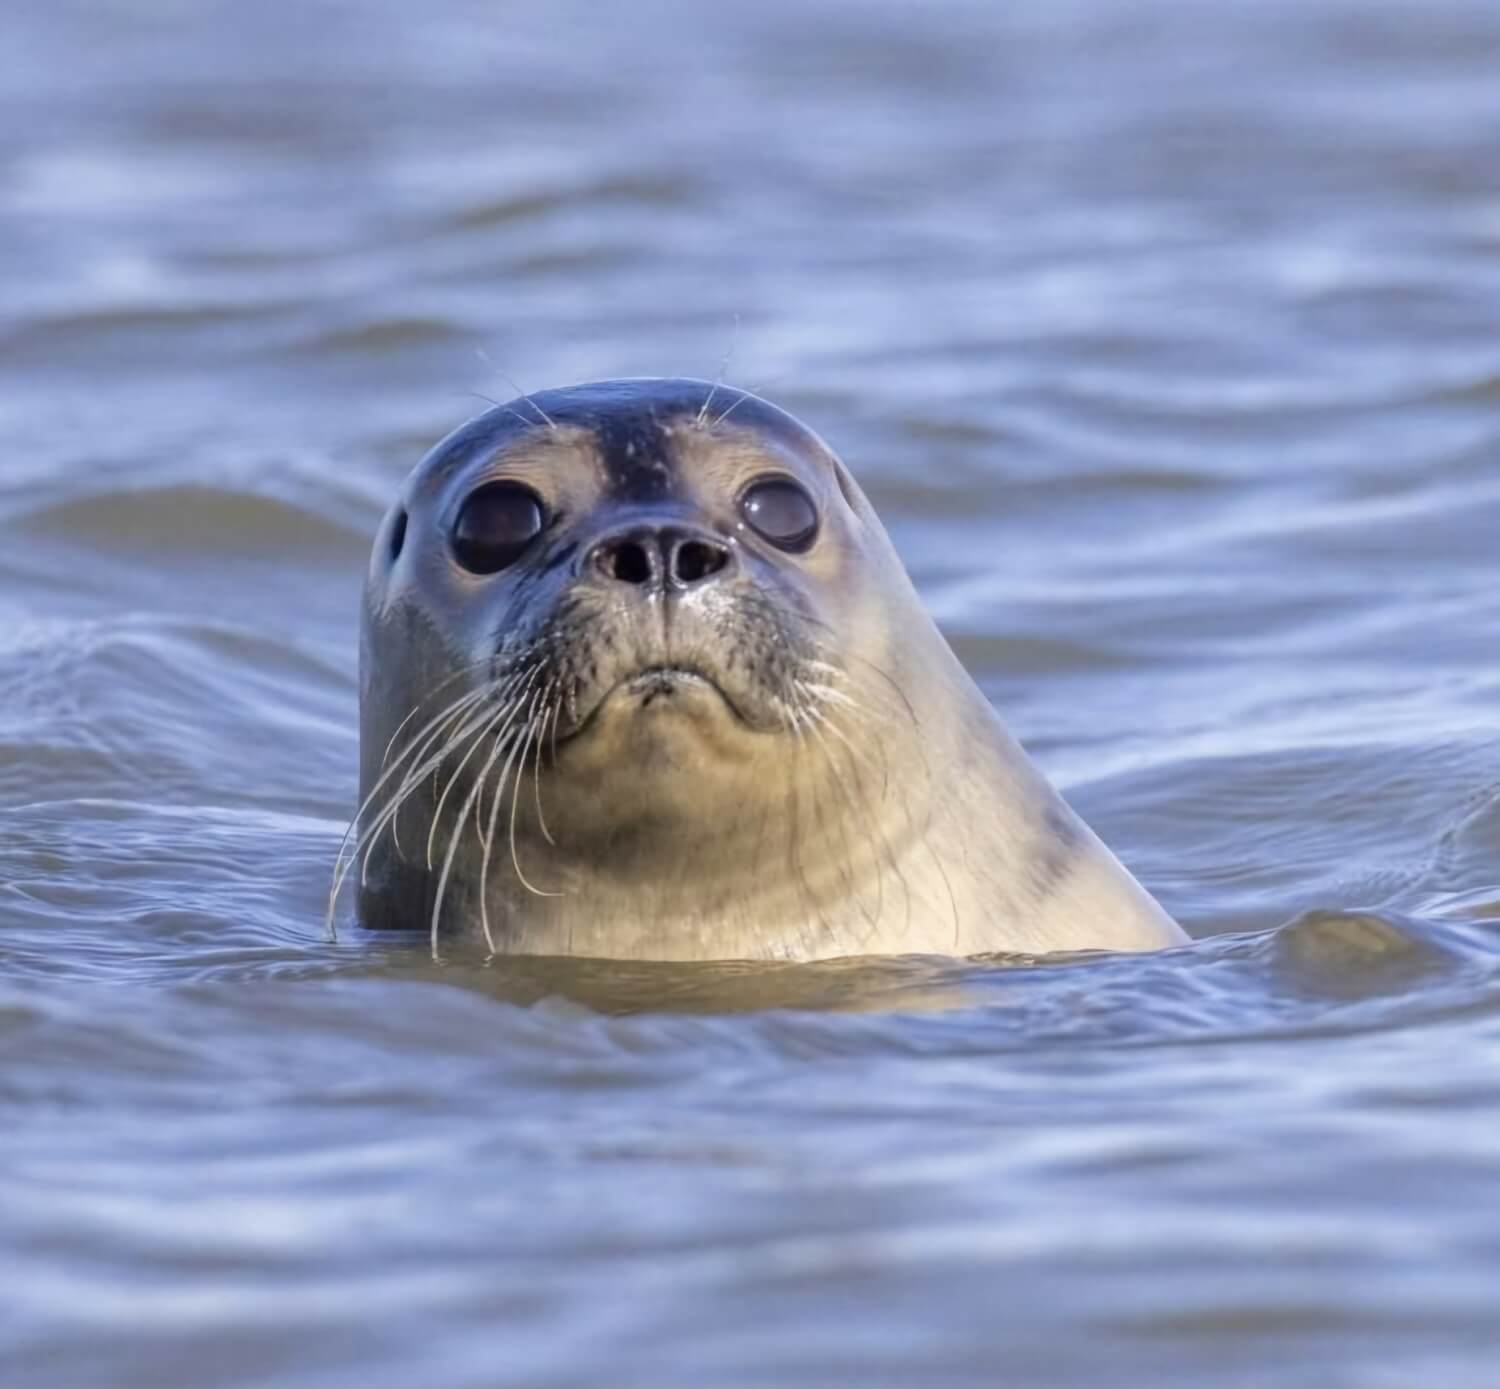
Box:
<box><xmin>335</xmin><ymin>378</ymin><xmax>1187</xmax><ymax>960</ymax></box>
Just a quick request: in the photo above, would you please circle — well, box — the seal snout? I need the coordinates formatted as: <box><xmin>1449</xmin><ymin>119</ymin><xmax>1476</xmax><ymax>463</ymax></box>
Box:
<box><xmin>588</xmin><ymin>522</ymin><xmax>735</xmax><ymax>592</ymax></box>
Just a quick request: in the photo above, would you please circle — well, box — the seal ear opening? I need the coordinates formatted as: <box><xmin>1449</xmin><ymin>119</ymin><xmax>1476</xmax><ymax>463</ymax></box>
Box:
<box><xmin>832</xmin><ymin>460</ymin><xmax>861</xmax><ymax>513</ymax></box>
<box><xmin>387</xmin><ymin>507</ymin><xmax>408</xmax><ymax>563</ymax></box>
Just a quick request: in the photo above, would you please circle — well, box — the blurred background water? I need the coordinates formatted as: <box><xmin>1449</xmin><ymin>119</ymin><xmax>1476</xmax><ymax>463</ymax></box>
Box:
<box><xmin>4</xmin><ymin>0</ymin><xmax>1500</xmax><ymax>1384</ymax></box>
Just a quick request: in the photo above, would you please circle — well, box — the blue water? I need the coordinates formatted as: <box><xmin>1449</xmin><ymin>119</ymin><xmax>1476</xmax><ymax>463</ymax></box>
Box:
<box><xmin>4</xmin><ymin>1</ymin><xmax>1500</xmax><ymax>1383</ymax></box>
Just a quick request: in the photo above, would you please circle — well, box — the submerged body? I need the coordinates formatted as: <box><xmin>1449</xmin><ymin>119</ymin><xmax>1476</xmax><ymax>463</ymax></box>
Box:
<box><xmin>344</xmin><ymin>379</ymin><xmax>1185</xmax><ymax>959</ymax></box>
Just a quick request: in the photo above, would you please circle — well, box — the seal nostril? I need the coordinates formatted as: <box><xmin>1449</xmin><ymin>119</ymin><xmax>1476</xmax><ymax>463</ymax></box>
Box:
<box><xmin>388</xmin><ymin>508</ymin><xmax>407</xmax><ymax>563</ymax></box>
<box><xmin>606</xmin><ymin>540</ymin><xmax>653</xmax><ymax>585</ymax></box>
<box><xmin>594</xmin><ymin>529</ymin><xmax>729</xmax><ymax>587</ymax></box>
<box><xmin>674</xmin><ymin>540</ymin><xmax>728</xmax><ymax>585</ymax></box>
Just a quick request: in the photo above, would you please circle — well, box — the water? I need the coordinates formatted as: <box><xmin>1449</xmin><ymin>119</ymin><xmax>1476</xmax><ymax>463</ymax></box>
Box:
<box><xmin>5</xmin><ymin>0</ymin><xmax>1500</xmax><ymax>1382</ymax></box>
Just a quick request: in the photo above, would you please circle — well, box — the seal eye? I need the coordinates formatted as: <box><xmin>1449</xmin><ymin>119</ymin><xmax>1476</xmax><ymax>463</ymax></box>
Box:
<box><xmin>452</xmin><ymin>482</ymin><xmax>545</xmax><ymax>574</ymax></box>
<box><xmin>739</xmin><ymin>477</ymin><xmax>818</xmax><ymax>552</ymax></box>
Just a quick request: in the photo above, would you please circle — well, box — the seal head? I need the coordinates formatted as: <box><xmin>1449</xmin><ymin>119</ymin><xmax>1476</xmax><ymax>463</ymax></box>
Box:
<box><xmin>344</xmin><ymin>378</ymin><xmax>1186</xmax><ymax>960</ymax></box>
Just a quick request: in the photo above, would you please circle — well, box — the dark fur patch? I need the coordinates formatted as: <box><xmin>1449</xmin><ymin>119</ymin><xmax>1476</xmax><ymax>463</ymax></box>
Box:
<box><xmin>1033</xmin><ymin>804</ymin><xmax>1083</xmax><ymax>901</ymax></box>
<box><xmin>593</xmin><ymin>416</ymin><xmax>677</xmax><ymax>502</ymax></box>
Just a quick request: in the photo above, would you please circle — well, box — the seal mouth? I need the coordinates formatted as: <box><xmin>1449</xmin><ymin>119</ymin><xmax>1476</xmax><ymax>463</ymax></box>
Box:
<box><xmin>626</xmin><ymin>664</ymin><xmax>717</xmax><ymax>704</ymax></box>
<box><xmin>558</xmin><ymin>662</ymin><xmax>747</xmax><ymax>745</ymax></box>
<box><xmin>610</xmin><ymin>662</ymin><xmax>743</xmax><ymax>716</ymax></box>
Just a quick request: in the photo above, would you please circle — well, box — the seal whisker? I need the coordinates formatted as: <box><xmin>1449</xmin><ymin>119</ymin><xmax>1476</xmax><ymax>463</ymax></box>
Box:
<box><xmin>357</xmin><ymin>663</ymin><xmax>536</xmax><ymax>890</ymax></box>
<box><xmin>774</xmin><ymin>681</ymin><xmax>843</xmax><ymax>952</ymax></box>
<box><xmin>389</xmin><ymin>696</ymin><xmax>512</xmax><ymax>866</ymax></box>
<box><xmin>508</xmin><ymin>692</ymin><xmax>562</xmax><ymax>898</ymax></box>
<box><xmin>798</xmin><ymin>691</ymin><xmax>883</xmax><ymax>937</ymax></box>
<box><xmin>478</xmin><ymin>689</ymin><xmax>535</xmax><ymax>857</ymax></box>
<box><xmin>729</xmin><ymin>593</ymin><xmax>911</xmax><ymax>736</ymax></box>
<box><xmin>794</xmin><ymin>619</ymin><xmax>919</xmax><ymax>730</ymax></box>
<box><xmin>798</xmin><ymin>680</ymin><xmax>863</xmax><ymax>715</ymax></box>
<box><xmin>456</xmin><ymin>669</ymin><xmax>552</xmax><ymax>852</ymax></box>
<box><xmin>711</xmin><ymin>389</ymin><xmax>753</xmax><ymax>431</ymax></box>
<box><xmin>433</xmin><ymin>725</ymin><xmax>526</xmax><ymax>954</ymax></box>
<box><xmin>548</xmin><ymin>679</ymin><xmax>567</xmax><ymax>765</ymax></box>
<box><xmin>477</xmin><ymin>713</ymin><xmax>541</xmax><ymax>949</ymax></box>
<box><xmin>379</xmin><ymin>657</ymin><xmax>495</xmax><ymax>771</ymax></box>
<box><xmin>500</xmin><ymin>405</ymin><xmax>548</xmax><ymax>433</ymax></box>
<box><xmin>327</xmin><ymin>681</ymin><xmax>497</xmax><ymax>931</ymax></box>
<box><xmin>512</xmin><ymin>389</ymin><xmax>558</xmax><ymax>432</ymax></box>
<box><xmin>780</xmin><ymin>741</ymin><xmax>814</xmax><ymax>954</ymax></box>
<box><xmin>425</xmin><ymin>664</ymin><xmax>544</xmax><ymax>870</ymax></box>
<box><xmin>475</xmin><ymin>351</ymin><xmax>559</xmax><ymax>433</ymax></box>
<box><xmin>473</xmin><ymin>688</ymin><xmax>560</xmax><ymax>946</ymax></box>
<box><xmin>695</xmin><ymin>314</ymin><xmax>741</xmax><ymax>428</ymax></box>
<box><xmin>531</xmin><ymin>682</ymin><xmax>560</xmax><ymax>848</ymax></box>
<box><xmin>466</xmin><ymin>671</ymin><xmax>542</xmax><ymax>850</ymax></box>
<box><xmin>341</xmin><ymin>682</ymin><xmax>488</xmax><ymax>868</ymax></box>
<box><xmin>475</xmin><ymin>747</ymin><xmax>503</xmax><ymax>956</ymax></box>
<box><xmin>802</xmin><ymin>693</ymin><xmax>888</xmax><ymax>795</ymax></box>
<box><xmin>392</xmin><ymin>692</ymin><xmax>493</xmax><ymax>861</ymax></box>
<box><xmin>357</xmin><ymin>696</ymin><xmax>506</xmax><ymax>892</ymax></box>
<box><xmin>810</xmin><ymin>690</ymin><xmax>909</xmax><ymax>941</ymax></box>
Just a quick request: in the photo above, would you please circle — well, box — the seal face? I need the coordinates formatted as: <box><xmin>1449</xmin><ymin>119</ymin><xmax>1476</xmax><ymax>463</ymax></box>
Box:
<box><xmin>338</xmin><ymin>378</ymin><xmax>1187</xmax><ymax>960</ymax></box>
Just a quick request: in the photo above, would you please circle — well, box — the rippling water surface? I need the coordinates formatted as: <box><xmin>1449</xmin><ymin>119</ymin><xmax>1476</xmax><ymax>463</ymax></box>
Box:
<box><xmin>6</xmin><ymin>1</ymin><xmax>1500</xmax><ymax>1384</ymax></box>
